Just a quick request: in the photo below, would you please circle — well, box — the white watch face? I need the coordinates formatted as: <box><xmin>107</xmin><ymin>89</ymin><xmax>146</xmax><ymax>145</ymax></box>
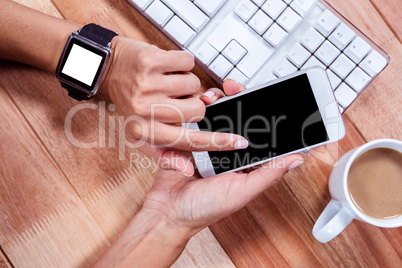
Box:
<box><xmin>61</xmin><ymin>43</ymin><xmax>103</xmax><ymax>86</ymax></box>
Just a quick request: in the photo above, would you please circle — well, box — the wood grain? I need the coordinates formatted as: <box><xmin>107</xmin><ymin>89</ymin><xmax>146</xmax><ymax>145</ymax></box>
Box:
<box><xmin>0</xmin><ymin>248</ymin><xmax>12</xmax><ymax>268</ymax></box>
<box><xmin>0</xmin><ymin>62</ymin><xmax>235</xmax><ymax>267</ymax></box>
<box><xmin>12</xmin><ymin>0</ymin><xmax>62</xmax><ymax>17</ymax></box>
<box><xmin>0</xmin><ymin>1</ymin><xmax>235</xmax><ymax>266</ymax></box>
<box><xmin>0</xmin><ymin>0</ymin><xmax>401</xmax><ymax>267</ymax></box>
<box><xmin>0</xmin><ymin>62</ymin><xmax>130</xmax><ymax>196</ymax></box>
<box><xmin>369</xmin><ymin>0</ymin><xmax>402</xmax><ymax>42</ymax></box>
<box><xmin>0</xmin><ymin>84</ymin><xmax>111</xmax><ymax>267</ymax></box>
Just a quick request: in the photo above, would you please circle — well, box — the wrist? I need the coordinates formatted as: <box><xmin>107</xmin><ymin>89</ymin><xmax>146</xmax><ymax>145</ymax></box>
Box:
<box><xmin>93</xmin><ymin>208</ymin><xmax>193</xmax><ymax>267</ymax></box>
<box><xmin>50</xmin><ymin>22</ymin><xmax>82</xmax><ymax>73</ymax></box>
<box><xmin>100</xmin><ymin>35</ymin><xmax>124</xmax><ymax>98</ymax></box>
<box><xmin>0</xmin><ymin>1</ymin><xmax>81</xmax><ymax>73</ymax></box>
<box><xmin>130</xmin><ymin>208</ymin><xmax>194</xmax><ymax>245</ymax></box>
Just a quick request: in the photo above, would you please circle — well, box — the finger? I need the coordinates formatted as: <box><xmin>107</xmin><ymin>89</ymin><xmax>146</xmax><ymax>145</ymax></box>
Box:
<box><xmin>151</xmin><ymin>123</ymin><xmax>249</xmax><ymax>152</ymax></box>
<box><xmin>160</xmin><ymin>150</ymin><xmax>195</xmax><ymax>176</ymax></box>
<box><xmin>162</xmin><ymin>72</ymin><xmax>201</xmax><ymax>97</ymax></box>
<box><xmin>244</xmin><ymin>154</ymin><xmax>304</xmax><ymax>196</ymax></box>
<box><xmin>157</xmin><ymin>50</ymin><xmax>195</xmax><ymax>73</ymax></box>
<box><xmin>199</xmin><ymin>88</ymin><xmax>226</xmax><ymax>105</ymax></box>
<box><xmin>151</xmin><ymin>97</ymin><xmax>206</xmax><ymax>123</ymax></box>
<box><xmin>138</xmin><ymin>144</ymin><xmax>195</xmax><ymax>175</ymax></box>
<box><xmin>222</xmin><ymin>79</ymin><xmax>246</xmax><ymax>96</ymax></box>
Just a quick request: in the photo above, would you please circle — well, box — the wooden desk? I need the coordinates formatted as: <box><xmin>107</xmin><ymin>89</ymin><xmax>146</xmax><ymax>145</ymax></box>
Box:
<box><xmin>1</xmin><ymin>0</ymin><xmax>401</xmax><ymax>267</ymax></box>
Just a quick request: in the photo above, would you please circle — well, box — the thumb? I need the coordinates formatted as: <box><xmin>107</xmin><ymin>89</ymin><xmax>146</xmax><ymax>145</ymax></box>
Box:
<box><xmin>244</xmin><ymin>154</ymin><xmax>304</xmax><ymax>197</ymax></box>
<box><xmin>160</xmin><ymin>150</ymin><xmax>195</xmax><ymax>176</ymax></box>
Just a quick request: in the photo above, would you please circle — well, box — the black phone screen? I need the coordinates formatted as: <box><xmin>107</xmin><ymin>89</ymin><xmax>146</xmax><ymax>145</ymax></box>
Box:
<box><xmin>197</xmin><ymin>74</ymin><xmax>329</xmax><ymax>174</ymax></box>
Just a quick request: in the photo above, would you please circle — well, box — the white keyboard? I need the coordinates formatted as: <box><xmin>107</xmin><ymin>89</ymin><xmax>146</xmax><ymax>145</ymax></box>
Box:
<box><xmin>126</xmin><ymin>0</ymin><xmax>389</xmax><ymax>112</ymax></box>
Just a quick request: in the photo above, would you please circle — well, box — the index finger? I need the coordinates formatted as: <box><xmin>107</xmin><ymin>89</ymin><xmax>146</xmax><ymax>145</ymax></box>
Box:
<box><xmin>222</xmin><ymin>79</ymin><xmax>246</xmax><ymax>96</ymax></box>
<box><xmin>152</xmin><ymin>123</ymin><xmax>249</xmax><ymax>152</ymax></box>
<box><xmin>157</xmin><ymin>50</ymin><xmax>195</xmax><ymax>73</ymax></box>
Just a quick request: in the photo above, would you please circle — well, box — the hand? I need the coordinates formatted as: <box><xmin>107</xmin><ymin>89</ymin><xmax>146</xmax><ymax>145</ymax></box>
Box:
<box><xmin>143</xmin><ymin>154</ymin><xmax>304</xmax><ymax>234</ymax></box>
<box><xmin>105</xmin><ymin>39</ymin><xmax>248</xmax><ymax>175</ymax></box>
<box><xmin>134</xmin><ymin>79</ymin><xmax>249</xmax><ymax>176</ymax></box>
<box><xmin>93</xmin><ymin>154</ymin><xmax>304</xmax><ymax>268</ymax></box>
<box><xmin>104</xmin><ymin>37</ymin><xmax>248</xmax><ymax>152</ymax></box>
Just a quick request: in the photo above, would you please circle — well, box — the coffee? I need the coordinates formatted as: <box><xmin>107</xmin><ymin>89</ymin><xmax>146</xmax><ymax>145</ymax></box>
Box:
<box><xmin>347</xmin><ymin>147</ymin><xmax>402</xmax><ymax>220</ymax></box>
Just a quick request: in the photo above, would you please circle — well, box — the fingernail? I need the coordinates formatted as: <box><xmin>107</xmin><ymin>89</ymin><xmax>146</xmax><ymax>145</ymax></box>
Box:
<box><xmin>178</xmin><ymin>170</ymin><xmax>194</xmax><ymax>177</ymax></box>
<box><xmin>234</xmin><ymin>139</ymin><xmax>249</xmax><ymax>149</ymax></box>
<box><xmin>202</xmin><ymin>91</ymin><xmax>215</xmax><ymax>99</ymax></box>
<box><xmin>288</xmin><ymin>160</ymin><xmax>304</xmax><ymax>171</ymax></box>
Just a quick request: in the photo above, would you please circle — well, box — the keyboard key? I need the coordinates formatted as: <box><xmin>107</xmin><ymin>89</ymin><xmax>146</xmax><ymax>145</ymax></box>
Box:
<box><xmin>287</xmin><ymin>43</ymin><xmax>311</xmax><ymax>67</ymax></box>
<box><xmin>344</xmin><ymin>36</ymin><xmax>372</xmax><ymax>64</ymax></box>
<box><xmin>209</xmin><ymin>55</ymin><xmax>233</xmax><ymax>78</ymax></box>
<box><xmin>301</xmin><ymin>56</ymin><xmax>326</xmax><ymax>70</ymax></box>
<box><xmin>252</xmin><ymin>0</ymin><xmax>265</xmax><ymax>7</ymax></box>
<box><xmin>290</xmin><ymin>0</ymin><xmax>317</xmax><ymax>17</ymax></box>
<box><xmin>262</xmin><ymin>0</ymin><xmax>287</xmax><ymax>20</ymax></box>
<box><xmin>301</xmin><ymin>27</ymin><xmax>325</xmax><ymax>52</ymax></box>
<box><xmin>314</xmin><ymin>9</ymin><xmax>341</xmax><ymax>36</ymax></box>
<box><xmin>145</xmin><ymin>0</ymin><xmax>174</xmax><ymax>27</ymax></box>
<box><xmin>328</xmin><ymin>23</ymin><xmax>356</xmax><ymax>50</ymax></box>
<box><xmin>194</xmin><ymin>0</ymin><xmax>227</xmax><ymax>17</ymax></box>
<box><xmin>315</xmin><ymin>40</ymin><xmax>340</xmax><ymax>66</ymax></box>
<box><xmin>128</xmin><ymin>0</ymin><xmax>153</xmax><ymax>10</ymax></box>
<box><xmin>262</xmin><ymin>73</ymin><xmax>279</xmax><ymax>83</ymax></box>
<box><xmin>316</xmin><ymin>1</ymin><xmax>326</xmax><ymax>10</ymax></box>
<box><xmin>164</xmin><ymin>16</ymin><xmax>196</xmax><ymax>46</ymax></box>
<box><xmin>126</xmin><ymin>0</ymin><xmax>388</xmax><ymax>114</ymax></box>
<box><xmin>359</xmin><ymin>50</ymin><xmax>388</xmax><ymax>77</ymax></box>
<box><xmin>277</xmin><ymin>7</ymin><xmax>302</xmax><ymax>32</ymax></box>
<box><xmin>334</xmin><ymin>83</ymin><xmax>357</xmax><ymax>108</ymax></box>
<box><xmin>222</xmin><ymin>40</ymin><xmax>248</xmax><ymax>64</ymax></box>
<box><xmin>263</xmin><ymin>23</ymin><xmax>288</xmax><ymax>47</ymax></box>
<box><xmin>235</xmin><ymin>0</ymin><xmax>258</xmax><ymax>22</ymax></box>
<box><xmin>326</xmin><ymin>69</ymin><xmax>342</xmax><ymax>89</ymax></box>
<box><xmin>249</xmin><ymin>9</ymin><xmax>273</xmax><ymax>35</ymax></box>
<box><xmin>346</xmin><ymin>67</ymin><xmax>371</xmax><ymax>92</ymax></box>
<box><xmin>195</xmin><ymin>42</ymin><xmax>218</xmax><ymax>65</ymax></box>
<box><xmin>330</xmin><ymin>54</ymin><xmax>356</xmax><ymax>79</ymax></box>
<box><xmin>237</xmin><ymin>45</ymin><xmax>274</xmax><ymax>78</ymax></box>
<box><xmin>225</xmin><ymin>68</ymin><xmax>249</xmax><ymax>85</ymax></box>
<box><xmin>161</xmin><ymin>0</ymin><xmax>209</xmax><ymax>31</ymax></box>
<box><xmin>274</xmin><ymin>59</ymin><xmax>297</xmax><ymax>77</ymax></box>
<box><xmin>207</xmin><ymin>14</ymin><xmax>275</xmax><ymax>78</ymax></box>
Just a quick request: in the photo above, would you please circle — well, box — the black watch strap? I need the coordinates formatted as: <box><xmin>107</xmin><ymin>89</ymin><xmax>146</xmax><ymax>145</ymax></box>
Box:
<box><xmin>63</xmin><ymin>24</ymin><xmax>117</xmax><ymax>101</ymax></box>
<box><xmin>79</xmin><ymin>23</ymin><xmax>118</xmax><ymax>47</ymax></box>
<box><xmin>62</xmin><ymin>82</ymin><xmax>91</xmax><ymax>101</ymax></box>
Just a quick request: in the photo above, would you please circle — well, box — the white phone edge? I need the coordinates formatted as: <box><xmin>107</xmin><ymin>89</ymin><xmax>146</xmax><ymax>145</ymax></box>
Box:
<box><xmin>184</xmin><ymin>67</ymin><xmax>346</xmax><ymax>178</ymax></box>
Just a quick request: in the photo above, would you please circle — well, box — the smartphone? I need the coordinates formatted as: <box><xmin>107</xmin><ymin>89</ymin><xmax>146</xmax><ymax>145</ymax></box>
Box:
<box><xmin>185</xmin><ymin>68</ymin><xmax>346</xmax><ymax>178</ymax></box>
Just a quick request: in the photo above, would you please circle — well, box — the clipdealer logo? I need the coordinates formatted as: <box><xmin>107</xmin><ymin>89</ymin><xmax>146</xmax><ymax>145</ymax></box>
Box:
<box><xmin>63</xmin><ymin>101</ymin><xmax>343</xmax><ymax>167</ymax></box>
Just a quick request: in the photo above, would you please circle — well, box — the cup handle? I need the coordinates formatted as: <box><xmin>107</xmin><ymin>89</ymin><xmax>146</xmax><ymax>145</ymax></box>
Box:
<box><xmin>312</xmin><ymin>200</ymin><xmax>355</xmax><ymax>243</ymax></box>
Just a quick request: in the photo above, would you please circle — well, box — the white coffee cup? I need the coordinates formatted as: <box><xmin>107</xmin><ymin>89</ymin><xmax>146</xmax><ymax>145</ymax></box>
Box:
<box><xmin>313</xmin><ymin>139</ymin><xmax>402</xmax><ymax>243</ymax></box>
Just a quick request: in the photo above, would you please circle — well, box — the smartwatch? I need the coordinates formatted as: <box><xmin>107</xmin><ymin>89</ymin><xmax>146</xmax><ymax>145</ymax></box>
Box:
<box><xmin>56</xmin><ymin>23</ymin><xmax>118</xmax><ymax>101</ymax></box>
